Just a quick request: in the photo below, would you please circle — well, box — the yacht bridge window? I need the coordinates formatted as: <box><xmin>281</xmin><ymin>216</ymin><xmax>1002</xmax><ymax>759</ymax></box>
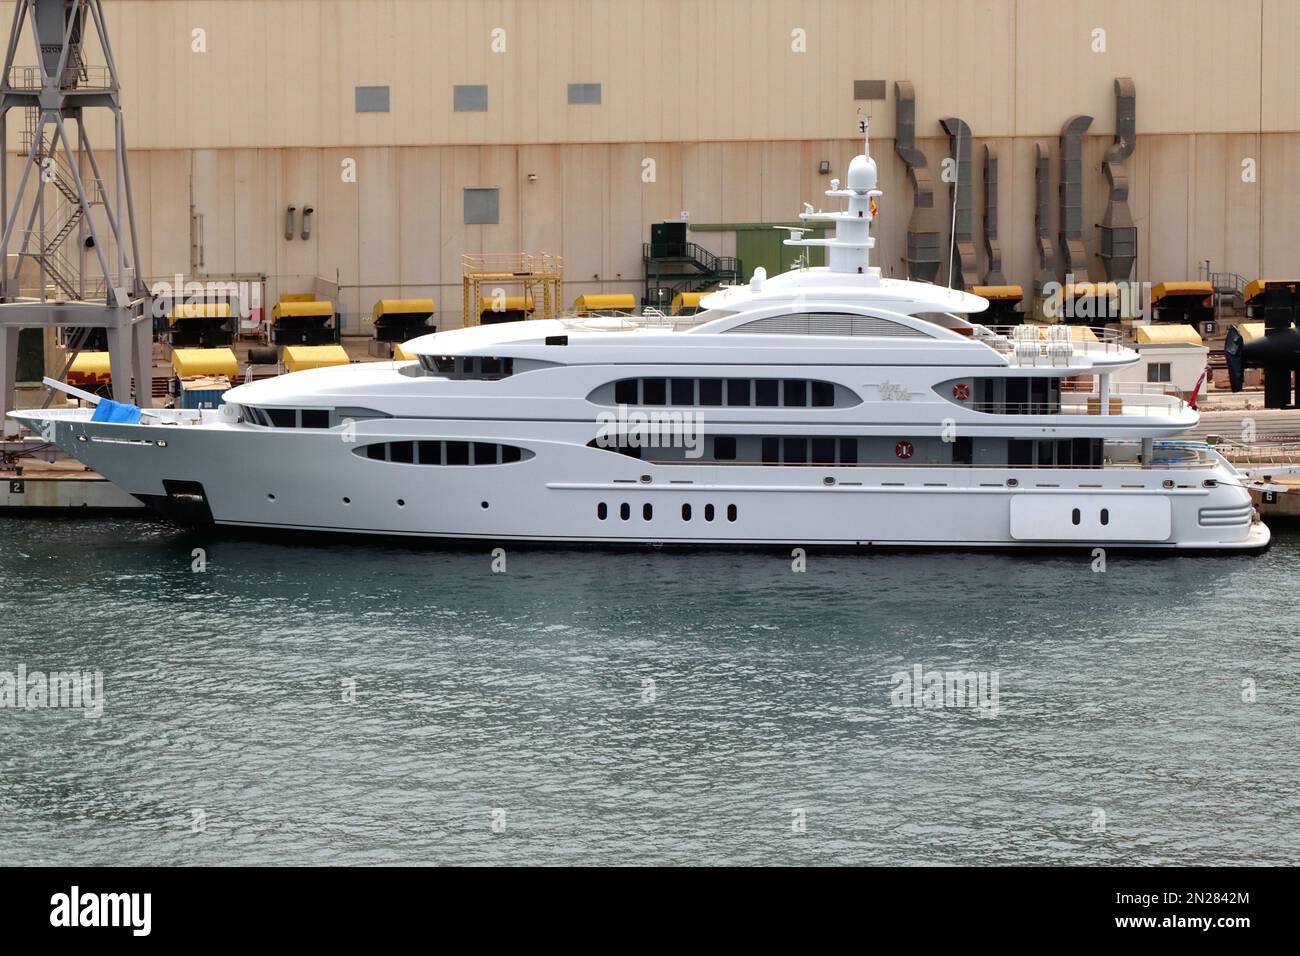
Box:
<box><xmin>238</xmin><ymin>406</ymin><xmax>387</xmax><ymax>428</ymax></box>
<box><xmin>417</xmin><ymin>355</ymin><xmax>515</xmax><ymax>379</ymax></box>
<box><xmin>723</xmin><ymin>312</ymin><xmax>933</xmax><ymax>337</ymax></box>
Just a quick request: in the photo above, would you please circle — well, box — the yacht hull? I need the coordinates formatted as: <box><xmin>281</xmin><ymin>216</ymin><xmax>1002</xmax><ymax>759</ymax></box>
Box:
<box><xmin>20</xmin><ymin>411</ymin><xmax>1270</xmax><ymax>553</ymax></box>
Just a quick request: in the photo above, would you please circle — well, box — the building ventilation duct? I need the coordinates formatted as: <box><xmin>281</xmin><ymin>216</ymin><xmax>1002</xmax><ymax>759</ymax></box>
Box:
<box><xmin>1033</xmin><ymin>142</ymin><xmax>1056</xmax><ymax>295</ymax></box>
<box><xmin>1058</xmin><ymin>115</ymin><xmax>1093</xmax><ymax>279</ymax></box>
<box><xmin>893</xmin><ymin>81</ymin><xmax>940</xmax><ymax>283</ymax></box>
<box><xmin>1100</xmin><ymin>78</ymin><xmax>1137</xmax><ymax>281</ymax></box>
<box><xmin>940</xmin><ymin>117</ymin><xmax>976</xmax><ymax>291</ymax></box>
<box><xmin>981</xmin><ymin>144</ymin><xmax>1006</xmax><ymax>286</ymax></box>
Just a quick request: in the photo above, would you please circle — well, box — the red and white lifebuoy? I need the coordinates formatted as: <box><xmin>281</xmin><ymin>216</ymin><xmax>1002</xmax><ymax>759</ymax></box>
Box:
<box><xmin>895</xmin><ymin>440</ymin><xmax>914</xmax><ymax>460</ymax></box>
<box><xmin>952</xmin><ymin>382</ymin><xmax>971</xmax><ymax>401</ymax></box>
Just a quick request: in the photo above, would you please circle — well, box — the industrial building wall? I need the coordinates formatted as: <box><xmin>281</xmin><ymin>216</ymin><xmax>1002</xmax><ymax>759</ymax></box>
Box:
<box><xmin>3</xmin><ymin>0</ymin><xmax>1297</xmax><ymax>326</ymax></box>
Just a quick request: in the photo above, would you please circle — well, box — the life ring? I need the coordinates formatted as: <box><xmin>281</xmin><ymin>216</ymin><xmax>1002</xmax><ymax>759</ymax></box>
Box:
<box><xmin>952</xmin><ymin>382</ymin><xmax>970</xmax><ymax>401</ymax></box>
<box><xmin>895</xmin><ymin>440</ymin><xmax>914</xmax><ymax>460</ymax></box>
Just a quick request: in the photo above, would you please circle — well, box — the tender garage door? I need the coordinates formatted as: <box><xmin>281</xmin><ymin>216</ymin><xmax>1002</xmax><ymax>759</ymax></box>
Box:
<box><xmin>1009</xmin><ymin>494</ymin><xmax>1172</xmax><ymax>542</ymax></box>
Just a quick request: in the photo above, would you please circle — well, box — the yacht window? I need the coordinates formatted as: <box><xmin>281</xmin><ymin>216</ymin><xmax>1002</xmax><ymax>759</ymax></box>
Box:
<box><xmin>839</xmin><ymin>438</ymin><xmax>858</xmax><ymax>464</ymax></box>
<box><xmin>352</xmin><ymin>440</ymin><xmax>533</xmax><ymax>466</ymax></box>
<box><xmin>783</xmin><ymin>380</ymin><xmax>808</xmax><ymax>407</ymax></box>
<box><xmin>682</xmin><ymin>503</ymin><xmax>692</xmax><ymax>520</ymax></box>
<box><xmin>754</xmin><ymin>379</ymin><xmax>779</xmax><ymax>407</ymax></box>
<box><xmin>433</xmin><ymin>356</ymin><xmax>455</xmax><ymax>373</ymax></box>
<box><xmin>1071</xmin><ymin>508</ymin><xmax>1081</xmax><ymax>526</ymax></box>
<box><xmin>761</xmin><ymin>438</ymin><xmax>780</xmax><ymax>464</ymax></box>
<box><xmin>1037</xmin><ymin>441</ymin><xmax>1055</xmax><ymax>466</ymax></box>
<box><xmin>671</xmin><ymin>378</ymin><xmax>695</xmax><ymax>405</ymax></box>
<box><xmin>642</xmin><ymin>378</ymin><xmax>667</xmax><ymax>405</ymax></box>
<box><xmin>267</xmin><ymin>409</ymin><xmax>297</xmax><ymax>428</ymax></box>
<box><xmin>704</xmin><ymin>504</ymin><xmax>715</xmax><ymax>521</ymax></box>
<box><xmin>952</xmin><ymin>436</ymin><xmax>973</xmax><ymax>465</ymax></box>
<box><xmin>811</xmin><ymin>437</ymin><xmax>836</xmax><ymax>464</ymax></box>
<box><xmin>1100</xmin><ymin>508</ymin><xmax>1110</xmax><ymax>526</ymax></box>
<box><xmin>699</xmin><ymin>379</ymin><xmax>723</xmax><ymax>406</ymax></box>
<box><xmin>714</xmin><ymin>436</ymin><xmax>737</xmax><ymax>460</ymax></box>
<box><xmin>620</xmin><ymin>503</ymin><xmax>631</xmax><ymax>521</ymax></box>
<box><xmin>811</xmin><ymin>381</ymin><xmax>834</xmax><ymax>407</ymax></box>
<box><xmin>643</xmin><ymin>503</ymin><xmax>653</xmax><ymax>520</ymax></box>
<box><xmin>727</xmin><ymin>504</ymin><xmax>738</xmax><ymax>522</ymax></box>
<box><xmin>597</xmin><ymin>503</ymin><xmax>608</xmax><ymax>520</ymax></box>
<box><xmin>782</xmin><ymin>437</ymin><xmax>809</xmax><ymax>464</ymax></box>
<box><xmin>301</xmin><ymin>409</ymin><xmax>330</xmax><ymax>428</ymax></box>
<box><xmin>480</xmin><ymin>357</ymin><xmax>502</xmax><ymax>375</ymax></box>
<box><xmin>615</xmin><ymin>379</ymin><xmax>637</xmax><ymax>405</ymax></box>
<box><xmin>726</xmin><ymin>379</ymin><xmax>751</xmax><ymax>406</ymax></box>
<box><xmin>1008</xmin><ymin>440</ymin><xmax>1033</xmax><ymax>466</ymax></box>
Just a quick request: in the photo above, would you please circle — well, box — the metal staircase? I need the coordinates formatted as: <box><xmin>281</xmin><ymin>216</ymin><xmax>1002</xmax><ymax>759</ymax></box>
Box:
<box><xmin>1199</xmin><ymin>263</ymin><xmax>1249</xmax><ymax>311</ymax></box>
<box><xmin>642</xmin><ymin>240</ymin><xmax>741</xmax><ymax>310</ymax></box>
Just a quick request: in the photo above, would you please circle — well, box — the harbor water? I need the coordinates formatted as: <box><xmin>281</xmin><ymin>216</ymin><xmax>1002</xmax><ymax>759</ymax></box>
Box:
<box><xmin>1</xmin><ymin>515</ymin><xmax>1296</xmax><ymax>866</ymax></box>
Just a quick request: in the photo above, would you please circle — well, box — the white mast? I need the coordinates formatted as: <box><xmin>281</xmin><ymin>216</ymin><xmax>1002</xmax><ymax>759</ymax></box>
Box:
<box><xmin>783</xmin><ymin>116</ymin><xmax>884</xmax><ymax>281</ymax></box>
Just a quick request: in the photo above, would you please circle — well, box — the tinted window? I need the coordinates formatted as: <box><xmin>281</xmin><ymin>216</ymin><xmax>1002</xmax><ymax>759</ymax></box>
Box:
<box><xmin>301</xmin><ymin>409</ymin><xmax>330</xmax><ymax>428</ymax></box>
<box><xmin>417</xmin><ymin>441</ymin><xmax>442</xmax><ymax>465</ymax></box>
<box><xmin>472</xmin><ymin>442</ymin><xmax>497</xmax><ymax>465</ymax></box>
<box><xmin>726</xmin><ymin>379</ymin><xmax>751</xmax><ymax>406</ymax></box>
<box><xmin>782</xmin><ymin>437</ymin><xmax>808</xmax><ymax>463</ymax></box>
<box><xmin>671</xmin><ymin>379</ymin><xmax>694</xmax><ymax>405</ymax></box>
<box><xmin>389</xmin><ymin>441</ymin><xmax>415</xmax><ymax>464</ymax></box>
<box><xmin>714</xmin><ymin>436</ymin><xmax>737</xmax><ymax>460</ymax></box>
<box><xmin>267</xmin><ymin>409</ymin><xmax>296</xmax><ymax>428</ymax></box>
<box><xmin>445</xmin><ymin>441</ymin><xmax>469</xmax><ymax>465</ymax></box>
<box><xmin>682</xmin><ymin>504</ymin><xmax>692</xmax><ymax>520</ymax></box>
<box><xmin>811</xmin><ymin>381</ymin><xmax>835</xmax><ymax>407</ymax></box>
<box><xmin>1008</xmin><ymin>440</ymin><xmax>1033</xmax><ymax>466</ymax></box>
<box><xmin>727</xmin><ymin>504</ymin><xmax>737</xmax><ymax>522</ymax></box>
<box><xmin>501</xmin><ymin>445</ymin><xmax>522</xmax><ymax>463</ymax></box>
<box><xmin>597</xmin><ymin>502</ymin><xmax>608</xmax><ymax>520</ymax></box>
<box><xmin>755</xmin><ymin>379</ymin><xmax>779</xmax><ymax>407</ymax></box>
<box><xmin>641</xmin><ymin>378</ymin><xmax>667</xmax><ymax>405</ymax></box>
<box><xmin>367</xmin><ymin>443</ymin><xmax>386</xmax><ymax>461</ymax></box>
<box><xmin>699</xmin><ymin>379</ymin><xmax>723</xmax><ymax>406</ymax></box>
<box><xmin>704</xmin><ymin>504</ymin><xmax>715</xmax><ymax>521</ymax></box>
<box><xmin>811</xmin><ymin>437</ymin><xmax>836</xmax><ymax>464</ymax></box>
<box><xmin>615</xmin><ymin>379</ymin><xmax>637</xmax><ymax>404</ymax></box>
<box><xmin>783</xmin><ymin>380</ymin><xmax>808</xmax><ymax>407</ymax></box>
<box><xmin>839</xmin><ymin>438</ymin><xmax>858</xmax><ymax>464</ymax></box>
<box><xmin>620</xmin><ymin>503</ymin><xmax>630</xmax><ymax>520</ymax></box>
<box><xmin>761</xmin><ymin>438</ymin><xmax>779</xmax><ymax>464</ymax></box>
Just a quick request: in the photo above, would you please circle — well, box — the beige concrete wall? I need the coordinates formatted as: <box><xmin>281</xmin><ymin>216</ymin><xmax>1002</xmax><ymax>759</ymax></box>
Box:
<box><xmin>2</xmin><ymin>1</ymin><xmax>1298</xmax><ymax>326</ymax></box>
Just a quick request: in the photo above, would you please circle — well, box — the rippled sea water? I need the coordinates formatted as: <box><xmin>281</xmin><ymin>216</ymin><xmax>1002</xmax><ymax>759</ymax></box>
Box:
<box><xmin>0</xmin><ymin>515</ymin><xmax>1296</xmax><ymax>865</ymax></box>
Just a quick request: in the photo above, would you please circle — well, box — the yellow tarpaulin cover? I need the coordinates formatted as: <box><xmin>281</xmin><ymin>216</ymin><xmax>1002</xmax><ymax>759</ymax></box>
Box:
<box><xmin>270</xmin><ymin>300</ymin><xmax>334</xmax><ymax>323</ymax></box>
<box><xmin>1151</xmin><ymin>281</ymin><xmax>1212</xmax><ymax>302</ymax></box>
<box><xmin>279</xmin><ymin>293</ymin><xmax>316</xmax><ymax>303</ymax></box>
<box><xmin>392</xmin><ymin>343</ymin><xmax>417</xmax><ymax>361</ymax></box>
<box><xmin>283</xmin><ymin>344</ymin><xmax>349</xmax><ymax>373</ymax></box>
<box><xmin>971</xmin><ymin>284</ymin><xmax>1024</xmax><ymax>301</ymax></box>
<box><xmin>1244</xmin><ymin>279</ymin><xmax>1300</xmax><ymax>302</ymax></box>
<box><xmin>1237</xmin><ymin>322</ymin><xmax>1266</xmax><ymax>342</ymax></box>
<box><xmin>671</xmin><ymin>291</ymin><xmax>707</xmax><ymax>314</ymax></box>
<box><xmin>573</xmin><ymin>293</ymin><xmax>635</xmax><ymax>313</ymax></box>
<box><xmin>67</xmin><ymin>351</ymin><xmax>112</xmax><ymax>384</ymax></box>
<box><xmin>1136</xmin><ymin>323</ymin><xmax>1203</xmax><ymax>346</ymax></box>
<box><xmin>479</xmin><ymin>295</ymin><xmax>534</xmax><ymax>314</ymax></box>
<box><xmin>171</xmin><ymin>347</ymin><xmax>238</xmax><ymax>379</ymax></box>
<box><xmin>168</xmin><ymin>302</ymin><xmax>232</xmax><ymax>326</ymax></box>
<box><xmin>372</xmin><ymin>298</ymin><xmax>436</xmax><ymax>321</ymax></box>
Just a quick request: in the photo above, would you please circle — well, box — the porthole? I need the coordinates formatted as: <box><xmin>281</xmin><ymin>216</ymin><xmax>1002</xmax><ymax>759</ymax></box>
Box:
<box><xmin>267</xmin><ymin>493</ymin><xmax>276</xmax><ymax>501</ymax></box>
<box><xmin>643</xmin><ymin>503</ymin><xmax>653</xmax><ymax>520</ymax></box>
<box><xmin>481</xmin><ymin>501</ymin><xmax>489</xmax><ymax>509</ymax></box>
<box><xmin>727</xmin><ymin>504</ymin><xmax>737</xmax><ymax>522</ymax></box>
<box><xmin>704</xmin><ymin>504</ymin><xmax>715</xmax><ymax>522</ymax></box>
<box><xmin>620</xmin><ymin>503</ymin><xmax>630</xmax><ymax>521</ymax></box>
<box><xmin>1071</xmin><ymin>508</ymin><xmax>1081</xmax><ymax>526</ymax></box>
<box><xmin>597</xmin><ymin>502</ymin><xmax>608</xmax><ymax>520</ymax></box>
<box><xmin>343</xmin><ymin>497</ymin><xmax>351</xmax><ymax>504</ymax></box>
<box><xmin>1100</xmin><ymin>508</ymin><xmax>1109</xmax><ymax>526</ymax></box>
<box><xmin>682</xmin><ymin>503</ymin><xmax>692</xmax><ymax>521</ymax></box>
<box><xmin>397</xmin><ymin>499</ymin><xmax>406</xmax><ymax>507</ymax></box>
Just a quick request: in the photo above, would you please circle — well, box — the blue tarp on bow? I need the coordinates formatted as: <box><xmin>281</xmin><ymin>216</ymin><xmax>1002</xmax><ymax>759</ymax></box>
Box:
<box><xmin>90</xmin><ymin>399</ymin><xmax>143</xmax><ymax>424</ymax></box>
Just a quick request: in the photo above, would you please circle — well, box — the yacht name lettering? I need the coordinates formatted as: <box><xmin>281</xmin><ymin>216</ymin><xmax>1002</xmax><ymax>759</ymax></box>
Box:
<box><xmin>876</xmin><ymin>381</ymin><xmax>913</xmax><ymax>401</ymax></box>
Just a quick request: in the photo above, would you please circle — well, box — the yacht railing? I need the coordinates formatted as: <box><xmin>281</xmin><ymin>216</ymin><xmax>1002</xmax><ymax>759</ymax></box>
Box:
<box><xmin>971</xmin><ymin>324</ymin><xmax>1128</xmax><ymax>366</ymax></box>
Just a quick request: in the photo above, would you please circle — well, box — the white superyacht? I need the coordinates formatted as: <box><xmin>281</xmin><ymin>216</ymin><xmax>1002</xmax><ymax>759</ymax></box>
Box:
<box><xmin>9</xmin><ymin>128</ymin><xmax>1269</xmax><ymax>551</ymax></box>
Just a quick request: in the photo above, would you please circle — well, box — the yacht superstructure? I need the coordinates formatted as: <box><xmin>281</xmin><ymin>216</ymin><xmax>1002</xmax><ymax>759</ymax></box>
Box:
<box><xmin>8</xmin><ymin>125</ymin><xmax>1268</xmax><ymax>551</ymax></box>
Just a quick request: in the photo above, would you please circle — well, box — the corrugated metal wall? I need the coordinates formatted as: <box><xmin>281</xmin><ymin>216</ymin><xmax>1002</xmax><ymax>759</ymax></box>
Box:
<box><xmin>2</xmin><ymin>0</ymin><xmax>1297</xmax><ymax>325</ymax></box>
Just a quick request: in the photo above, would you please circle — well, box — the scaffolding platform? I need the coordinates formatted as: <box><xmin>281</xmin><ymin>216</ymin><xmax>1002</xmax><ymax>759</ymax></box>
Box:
<box><xmin>461</xmin><ymin>254</ymin><xmax>563</xmax><ymax>326</ymax></box>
